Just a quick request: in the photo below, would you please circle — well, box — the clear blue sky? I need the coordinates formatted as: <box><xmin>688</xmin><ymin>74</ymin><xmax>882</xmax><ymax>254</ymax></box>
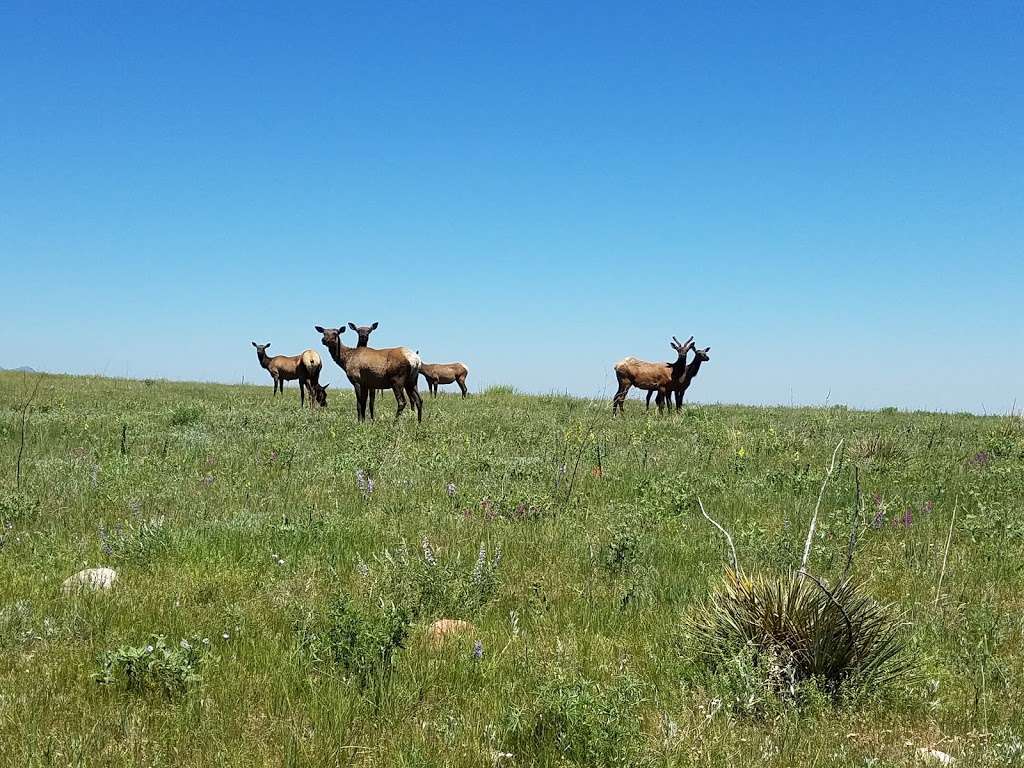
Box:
<box><xmin>1</xmin><ymin>2</ymin><xmax>1021</xmax><ymax>412</ymax></box>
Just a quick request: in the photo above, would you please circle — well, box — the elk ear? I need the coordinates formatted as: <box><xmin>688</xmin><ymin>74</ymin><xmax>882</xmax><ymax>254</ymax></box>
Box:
<box><xmin>347</xmin><ymin>322</ymin><xmax>358</xmax><ymax>331</ymax></box>
<box><xmin>251</xmin><ymin>341</ymin><xmax>257</xmax><ymax>347</ymax></box>
<box><xmin>315</xmin><ymin>325</ymin><xmax>325</xmax><ymax>334</ymax></box>
<box><xmin>338</xmin><ymin>326</ymin><xmax>346</xmax><ymax>334</ymax></box>
<box><xmin>265</xmin><ymin>342</ymin><xmax>270</xmax><ymax>348</ymax></box>
<box><xmin>371</xmin><ymin>322</ymin><xmax>378</xmax><ymax>330</ymax></box>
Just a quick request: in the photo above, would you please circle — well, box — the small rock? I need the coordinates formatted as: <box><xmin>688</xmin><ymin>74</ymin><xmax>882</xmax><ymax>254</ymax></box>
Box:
<box><xmin>917</xmin><ymin>747</ymin><xmax>956</xmax><ymax>765</ymax></box>
<box><xmin>62</xmin><ymin>567</ymin><xmax>118</xmax><ymax>594</ymax></box>
<box><xmin>426</xmin><ymin>618</ymin><xmax>474</xmax><ymax>647</ymax></box>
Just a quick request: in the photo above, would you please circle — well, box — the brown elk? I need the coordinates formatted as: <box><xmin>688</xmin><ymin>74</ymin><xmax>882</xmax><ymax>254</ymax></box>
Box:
<box><xmin>348</xmin><ymin>321</ymin><xmax>387</xmax><ymax>419</ymax></box>
<box><xmin>251</xmin><ymin>343</ymin><xmax>328</xmax><ymax>408</ymax></box>
<box><xmin>314</xmin><ymin>325</ymin><xmax>422</xmax><ymax>422</ymax></box>
<box><xmin>611</xmin><ymin>335</ymin><xmax>694</xmax><ymax>414</ymax></box>
<box><xmin>420</xmin><ymin>362</ymin><xmax>470</xmax><ymax>398</ymax></box>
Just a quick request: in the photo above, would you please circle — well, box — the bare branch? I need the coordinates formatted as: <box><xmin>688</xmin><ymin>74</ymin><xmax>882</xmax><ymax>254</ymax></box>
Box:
<box><xmin>935</xmin><ymin>495</ymin><xmax>959</xmax><ymax>606</ymax></box>
<box><xmin>698</xmin><ymin>496</ymin><xmax>739</xmax><ymax>574</ymax></box>
<box><xmin>799</xmin><ymin>439</ymin><xmax>845</xmax><ymax>573</ymax></box>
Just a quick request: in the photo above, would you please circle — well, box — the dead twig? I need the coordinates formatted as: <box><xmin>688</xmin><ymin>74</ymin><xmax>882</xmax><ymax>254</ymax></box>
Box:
<box><xmin>698</xmin><ymin>496</ymin><xmax>739</xmax><ymax>574</ymax></box>
<box><xmin>799</xmin><ymin>439</ymin><xmax>845</xmax><ymax>574</ymax></box>
<box><xmin>935</xmin><ymin>495</ymin><xmax>959</xmax><ymax>606</ymax></box>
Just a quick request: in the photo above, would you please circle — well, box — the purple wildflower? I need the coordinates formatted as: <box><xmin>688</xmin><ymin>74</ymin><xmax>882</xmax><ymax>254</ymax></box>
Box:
<box><xmin>472</xmin><ymin>640</ymin><xmax>484</xmax><ymax>661</ymax></box>
<box><xmin>355</xmin><ymin>470</ymin><xmax>374</xmax><ymax>497</ymax></box>
<box><xmin>446</xmin><ymin>482</ymin><xmax>457</xmax><ymax>497</ymax></box>
<box><xmin>972</xmin><ymin>451</ymin><xmax>991</xmax><ymax>468</ymax></box>
<box><xmin>201</xmin><ymin>474</ymin><xmax>215</xmax><ymax>486</ymax></box>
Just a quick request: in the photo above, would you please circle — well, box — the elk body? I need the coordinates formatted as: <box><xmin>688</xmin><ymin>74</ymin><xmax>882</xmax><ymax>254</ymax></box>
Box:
<box><xmin>315</xmin><ymin>325</ymin><xmax>422</xmax><ymax>422</ymax></box>
<box><xmin>348</xmin><ymin>321</ymin><xmax>388</xmax><ymax>419</ymax></box>
<box><xmin>612</xmin><ymin>336</ymin><xmax>694</xmax><ymax>414</ymax></box>
<box><xmin>251</xmin><ymin>343</ymin><xmax>328</xmax><ymax>408</ymax></box>
<box><xmin>420</xmin><ymin>362</ymin><xmax>469</xmax><ymax>398</ymax></box>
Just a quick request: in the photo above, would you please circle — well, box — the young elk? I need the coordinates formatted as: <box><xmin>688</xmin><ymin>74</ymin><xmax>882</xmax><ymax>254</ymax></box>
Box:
<box><xmin>252</xmin><ymin>343</ymin><xmax>328</xmax><ymax>408</ymax></box>
<box><xmin>314</xmin><ymin>325</ymin><xmax>422</xmax><ymax>422</ymax></box>
<box><xmin>612</xmin><ymin>335</ymin><xmax>694</xmax><ymax>414</ymax></box>
<box><xmin>667</xmin><ymin>344</ymin><xmax>710</xmax><ymax>410</ymax></box>
<box><xmin>420</xmin><ymin>362</ymin><xmax>470</xmax><ymax>398</ymax></box>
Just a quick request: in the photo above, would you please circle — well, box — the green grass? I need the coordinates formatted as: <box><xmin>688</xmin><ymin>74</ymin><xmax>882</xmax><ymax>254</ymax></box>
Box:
<box><xmin>1</xmin><ymin>370</ymin><xmax>1023</xmax><ymax>766</ymax></box>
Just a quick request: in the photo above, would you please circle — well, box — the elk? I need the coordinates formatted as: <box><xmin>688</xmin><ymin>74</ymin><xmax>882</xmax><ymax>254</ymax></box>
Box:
<box><xmin>611</xmin><ymin>335</ymin><xmax>694</xmax><ymax>414</ymax></box>
<box><xmin>348</xmin><ymin>321</ymin><xmax>387</xmax><ymax>419</ymax></box>
<box><xmin>420</xmin><ymin>362</ymin><xmax>470</xmax><ymax>398</ymax></box>
<box><xmin>314</xmin><ymin>325</ymin><xmax>422</xmax><ymax>422</ymax></box>
<box><xmin>667</xmin><ymin>344</ymin><xmax>710</xmax><ymax>410</ymax></box>
<box><xmin>252</xmin><ymin>343</ymin><xmax>328</xmax><ymax>408</ymax></box>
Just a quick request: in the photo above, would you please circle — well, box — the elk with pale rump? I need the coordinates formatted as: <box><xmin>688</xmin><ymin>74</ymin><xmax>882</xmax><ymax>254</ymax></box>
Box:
<box><xmin>315</xmin><ymin>325</ymin><xmax>422</xmax><ymax>422</ymax></box>
<box><xmin>420</xmin><ymin>362</ymin><xmax>470</xmax><ymax>398</ymax></box>
<box><xmin>251</xmin><ymin>343</ymin><xmax>328</xmax><ymax>408</ymax></box>
<box><xmin>611</xmin><ymin>335</ymin><xmax>694</xmax><ymax>414</ymax></box>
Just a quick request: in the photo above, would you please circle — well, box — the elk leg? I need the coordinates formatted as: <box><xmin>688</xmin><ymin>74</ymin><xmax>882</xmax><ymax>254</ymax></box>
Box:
<box><xmin>612</xmin><ymin>380</ymin><xmax>631</xmax><ymax>414</ymax></box>
<box><xmin>457</xmin><ymin>376</ymin><xmax>468</xmax><ymax>398</ymax></box>
<box><xmin>299</xmin><ymin>376</ymin><xmax>306</xmax><ymax>408</ymax></box>
<box><xmin>645</xmin><ymin>390</ymin><xmax>655</xmax><ymax>410</ymax></box>
<box><xmin>392</xmin><ymin>384</ymin><xmax>407</xmax><ymax>419</ymax></box>
<box><xmin>368</xmin><ymin>388</ymin><xmax>376</xmax><ymax>420</ymax></box>
<box><xmin>405</xmin><ymin>380</ymin><xmax>422</xmax><ymax>422</ymax></box>
<box><xmin>674</xmin><ymin>389</ymin><xmax>683</xmax><ymax>410</ymax></box>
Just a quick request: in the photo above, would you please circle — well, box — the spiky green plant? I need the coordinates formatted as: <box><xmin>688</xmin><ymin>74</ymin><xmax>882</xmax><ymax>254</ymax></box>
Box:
<box><xmin>687</xmin><ymin>570</ymin><xmax>912</xmax><ymax>699</ymax></box>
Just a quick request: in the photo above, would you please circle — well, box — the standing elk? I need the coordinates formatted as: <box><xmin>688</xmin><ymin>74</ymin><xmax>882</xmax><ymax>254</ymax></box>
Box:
<box><xmin>348</xmin><ymin>321</ymin><xmax>388</xmax><ymax>419</ymax></box>
<box><xmin>251</xmin><ymin>343</ymin><xmax>329</xmax><ymax>408</ymax></box>
<box><xmin>420</xmin><ymin>362</ymin><xmax>470</xmax><ymax>398</ymax></box>
<box><xmin>668</xmin><ymin>345</ymin><xmax>710</xmax><ymax>410</ymax></box>
<box><xmin>612</xmin><ymin>335</ymin><xmax>694</xmax><ymax>414</ymax></box>
<box><xmin>314</xmin><ymin>325</ymin><xmax>422</xmax><ymax>422</ymax></box>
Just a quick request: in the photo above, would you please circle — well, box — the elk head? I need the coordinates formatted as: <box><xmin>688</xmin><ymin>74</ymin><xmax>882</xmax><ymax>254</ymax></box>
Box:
<box><xmin>693</xmin><ymin>346</ymin><xmax>711</xmax><ymax>362</ymax></box>
<box><xmin>347</xmin><ymin>321</ymin><xmax>379</xmax><ymax>347</ymax></box>
<box><xmin>251</xmin><ymin>341</ymin><xmax>271</xmax><ymax>362</ymax></box>
<box><xmin>314</xmin><ymin>325</ymin><xmax>346</xmax><ymax>348</ymax></box>
<box><xmin>313</xmin><ymin>382</ymin><xmax>330</xmax><ymax>407</ymax></box>
<box><xmin>670</xmin><ymin>335</ymin><xmax>694</xmax><ymax>360</ymax></box>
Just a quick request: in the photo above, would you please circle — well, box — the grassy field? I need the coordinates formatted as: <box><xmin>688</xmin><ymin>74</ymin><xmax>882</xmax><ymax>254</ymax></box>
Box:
<box><xmin>1</xmin><ymin>370</ymin><xmax>1022</xmax><ymax>767</ymax></box>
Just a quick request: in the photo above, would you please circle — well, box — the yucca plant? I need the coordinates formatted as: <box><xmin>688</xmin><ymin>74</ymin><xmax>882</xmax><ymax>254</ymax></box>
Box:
<box><xmin>687</xmin><ymin>569</ymin><xmax>912</xmax><ymax>699</ymax></box>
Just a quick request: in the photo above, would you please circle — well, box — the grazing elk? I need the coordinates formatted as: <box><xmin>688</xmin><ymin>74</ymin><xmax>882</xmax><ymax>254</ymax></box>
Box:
<box><xmin>252</xmin><ymin>343</ymin><xmax>328</xmax><ymax>408</ymax></box>
<box><xmin>420</xmin><ymin>362</ymin><xmax>470</xmax><ymax>398</ymax></box>
<box><xmin>612</xmin><ymin>335</ymin><xmax>694</xmax><ymax>414</ymax></box>
<box><xmin>314</xmin><ymin>325</ymin><xmax>423</xmax><ymax>422</ymax></box>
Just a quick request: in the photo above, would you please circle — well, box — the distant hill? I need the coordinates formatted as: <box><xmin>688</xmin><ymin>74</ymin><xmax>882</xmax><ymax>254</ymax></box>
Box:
<box><xmin>0</xmin><ymin>366</ymin><xmax>37</xmax><ymax>373</ymax></box>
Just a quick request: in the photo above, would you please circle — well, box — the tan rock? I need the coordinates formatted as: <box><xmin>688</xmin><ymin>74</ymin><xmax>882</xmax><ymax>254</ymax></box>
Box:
<box><xmin>426</xmin><ymin>618</ymin><xmax>474</xmax><ymax>647</ymax></box>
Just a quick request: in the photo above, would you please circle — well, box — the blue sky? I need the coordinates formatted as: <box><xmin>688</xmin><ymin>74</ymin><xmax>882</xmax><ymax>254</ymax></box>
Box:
<box><xmin>1</xmin><ymin>2</ymin><xmax>1021</xmax><ymax>412</ymax></box>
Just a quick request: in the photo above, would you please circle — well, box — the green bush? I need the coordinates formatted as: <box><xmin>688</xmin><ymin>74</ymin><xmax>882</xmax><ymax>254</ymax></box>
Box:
<box><xmin>504</xmin><ymin>662</ymin><xmax>648</xmax><ymax>767</ymax></box>
<box><xmin>94</xmin><ymin>634</ymin><xmax>211</xmax><ymax>697</ymax></box>
<box><xmin>298</xmin><ymin>596</ymin><xmax>411</xmax><ymax>691</ymax></box>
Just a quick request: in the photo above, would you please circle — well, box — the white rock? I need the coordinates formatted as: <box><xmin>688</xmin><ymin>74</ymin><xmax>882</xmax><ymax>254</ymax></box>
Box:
<box><xmin>917</xmin><ymin>747</ymin><xmax>956</xmax><ymax>765</ymax></box>
<box><xmin>62</xmin><ymin>567</ymin><xmax>118</xmax><ymax>594</ymax></box>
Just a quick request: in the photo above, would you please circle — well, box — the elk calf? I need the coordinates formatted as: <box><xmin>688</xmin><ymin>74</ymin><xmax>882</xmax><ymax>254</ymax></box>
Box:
<box><xmin>611</xmin><ymin>335</ymin><xmax>693</xmax><ymax>414</ymax></box>
<box><xmin>420</xmin><ymin>362</ymin><xmax>470</xmax><ymax>398</ymax></box>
